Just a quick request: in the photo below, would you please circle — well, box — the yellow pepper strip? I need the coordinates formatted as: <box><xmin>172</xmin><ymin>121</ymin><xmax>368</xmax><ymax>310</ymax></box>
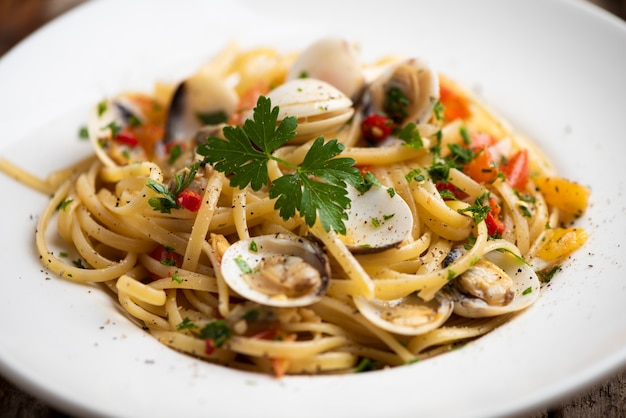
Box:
<box><xmin>533</xmin><ymin>176</ymin><xmax>590</xmax><ymax>217</ymax></box>
<box><xmin>536</xmin><ymin>228</ymin><xmax>589</xmax><ymax>261</ymax></box>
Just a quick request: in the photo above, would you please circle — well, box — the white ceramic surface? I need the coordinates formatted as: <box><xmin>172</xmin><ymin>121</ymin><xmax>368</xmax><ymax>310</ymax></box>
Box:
<box><xmin>0</xmin><ymin>0</ymin><xmax>625</xmax><ymax>417</ymax></box>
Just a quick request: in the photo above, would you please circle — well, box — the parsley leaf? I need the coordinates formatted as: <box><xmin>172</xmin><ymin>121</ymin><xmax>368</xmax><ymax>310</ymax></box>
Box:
<box><xmin>458</xmin><ymin>192</ymin><xmax>491</xmax><ymax>224</ymax></box>
<box><xmin>197</xmin><ymin>96</ymin><xmax>361</xmax><ymax>234</ymax></box>
<box><xmin>147</xmin><ymin>162</ymin><xmax>200</xmax><ymax>213</ymax></box>
<box><xmin>397</xmin><ymin>123</ymin><xmax>424</xmax><ymax>149</ymax></box>
<box><xmin>199</xmin><ymin>320</ymin><xmax>232</xmax><ymax>347</ymax></box>
<box><xmin>354</xmin><ymin>171</ymin><xmax>381</xmax><ymax>195</ymax></box>
<box><xmin>198</xmin><ymin>97</ymin><xmax>296</xmax><ymax>191</ymax></box>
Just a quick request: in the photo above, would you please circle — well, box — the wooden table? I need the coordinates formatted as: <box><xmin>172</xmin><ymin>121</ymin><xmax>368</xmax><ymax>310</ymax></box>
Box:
<box><xmin>0</xmin><ymin>1</ymin><xmax>625</xmax><ymax>416</ymax></box>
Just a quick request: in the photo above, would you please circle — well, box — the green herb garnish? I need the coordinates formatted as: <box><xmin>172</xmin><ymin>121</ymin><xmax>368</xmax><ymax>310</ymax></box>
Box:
<box><xmin>397</xmin><ymin>122</ymin><xmax>424</xmax><ymax>150</ymax></box>
<box><xmin>197</xmin><ymin>96</ymin><xmax>361</xmax><ymax>234</ymax></box>
<box><xmin>146</xmin><ymin>162</ymin><xmax>199</xmax><ymax>213</ymax></box>
<box><xmin>199</xmin><ymin>320</ymin><xmax>232</xmax><ymax>347</ymax></box>
<box><xmin>177</xmin><ymin>317</ymin><xmax>198</xmax><ymax>331</ymax></box>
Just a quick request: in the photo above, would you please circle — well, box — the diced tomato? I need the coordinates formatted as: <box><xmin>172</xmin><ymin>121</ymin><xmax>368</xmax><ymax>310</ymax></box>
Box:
<box><xmin>469</xmin><ymin>132</ymin><xmax>497</xmax><ymax>149</ymax></box>
<box><xmin>176</xmin><ymin>189</ymin><xmax>203</xmax><ymax>212</ymax></box>
<box><xmin>436</xmin><ymin>181</ymin><xmax>468</xmax><ymax>200</ymax></box>
<box><xmin>148</xmin><ymin>244</ymin><xmax>183</xmax><ymax>280</ymax></box>
<box><xmin>149</xmin><ymin>244</ymin><xmax>183</xmax><ymax>267</ymax></box>
<box><xmin>356</xmin><ymin>165</ymin><xmax>373</xmax><ymax>177</ymax></box>
<box><xmin>165</xmin><ymin>141</ymin><xmax>186</xmax><ymax>154</ymax></box>
<box><xmin>361</xmin><ymin>114</ymin><xmax>394</xmax><ymax>143</ymax></box>
<box><xmin>114</xmin><ymin>131</ymin><xmax>139</xmax><ymax>147</ymax></box>
<box><xmin>501</xmin><ymin>149</ymin><xmax>529</xmax><ymax>190</ymax></box>
<box><xmin>205</xmin><ymin>339</ymin><xmax>216</xmax><ymax>355</ymax></box>
<box><xmin>126</xmin><ymin>93</ymin><xmax>167</xmax><ymax>126</ymax></box>
<box><xmin>439</xmin><ymin>83</ymin><xmax>471</xmax><ymax>121</ymax></box>
<box><xmin>130</xmin><ymin>124</ymin><xmax>164</xmax><ymax>155</ymax></box>
<box><xmin>270</xmin><ymin>357</ymin><xmax>290</xmax><ymax>378</ymax></box>
<box><xmin>250</xmin><ymin>327</ymin><xmax>281</xmax><ymax>340</ymax></box>
<box><xmin>463</xmin><ymin>147</ymin><xmax>499</xmax><ymax>184</ymax></box>
<box><xmin>485</xmin><ymin>197</ymin><xmax>505</xmax><ymax>237</ymax></box>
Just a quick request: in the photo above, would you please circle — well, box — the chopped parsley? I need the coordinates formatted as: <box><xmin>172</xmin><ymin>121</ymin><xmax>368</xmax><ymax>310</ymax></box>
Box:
<box><xmin>176</xmin><ymin>317</ymin><xmax>198</xmax><ymax>331</ymax></box>
<box><xmin>458</xmin><ymin>193</ymin><xmax>491</xmax><ymax>224</ymax></box>
<box><xmin>234</xmin><ymin>255</ymin><xmax>253</xmax><ymax>274</ymax></box>
<box><xmin>539</xmin><ymin>265</ymin><xmax>561</xmax><ymax>282</ymax></box>
<box><xmin>384</xmin><ymin>87</ymin><xmax>409</xmax><ymax>123</ymax></box>
<box><xmin>97</xmin><ymin>101</ymin><xmax>108</xmax><ymax>116</ymax></box>
<box><xmin>199</xmin><ymin>320</ymin><xmax>232</xmax><ymax>347</ymax></box>
<box><xmin>72</xmin><ymin>258</ymin><xmax>86</xmax><ymax>269</ymax></box>
<box><xmin>397</xmin><ymin>122</ymin><xmax>424</xmax><ymax>149</ymax></box>
<box><xmin>354</xmin><ymin>171</ymin><xmax>381</xmax><ymax>195</ymax></box>
<box><xmin>248</xmin><ymin>240</ymin><xmax>258</xmax><ymax>253</ymax></box>
<box><xmin>78</xmin><ymin>126</ymin><xmax>89</xmax><ymax>140</ymax></box>
<box><xmin>146</xmin><ymin>162</ymin><xmax>200</xmax><ymax>213</ymax></box>
<box><xmin>171</xmin><ymin>270</ymin><xmax>183</xmax><ymax>283</ymax></box>
<box><xmin>197</xmin><ymin>96</ymin><xmax>362</xmax><ymax>234</ymax></box>
<box><xmin>354</xmin><ymin>357</ymin><xmax>378</xmax><ymax>372</ymax></box>
<box><xmin>56</xmin><ymin>199</ymin><xmax>73</xmax><ymax>211</ymax></box>
<box><xmin>405</xmin><ymin>168</ymin><xmax>425</xmax><ymax>183</ymax></box>
<box><xmin>196</xmin><ymin>110</ymin><xmax>229</xmax><ymax>125</ymax></box>
<box><xmin>167</xmin><ymin>143</ymin><xmax>183</xmax><ymax>165</ymax></box>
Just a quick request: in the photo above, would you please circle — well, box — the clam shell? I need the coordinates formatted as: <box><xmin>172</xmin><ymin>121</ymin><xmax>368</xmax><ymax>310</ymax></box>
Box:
<box><xmin>220</xmin><ymin>233</ymin><xmax>330</xmax><ymax>307</ymax></box>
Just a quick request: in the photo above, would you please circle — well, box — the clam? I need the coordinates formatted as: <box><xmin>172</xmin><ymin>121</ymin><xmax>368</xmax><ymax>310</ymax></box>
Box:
<box><xmin>264</xmin><ymin>78</ymin><xmax>355</xmax><ymax>144</ymax></box>
<box><xmin>353</xmin><ymin>292</ymin><xmax>453</xmax><ymax>336</ymax></box>
<box><xmin>447</xmin><ymin>250</ymin><xmax>540</xmax><ymax>318</ymax></box>
<box><xmin>338</xmin><ymin>184</ymin><xmax>413</xmax><ymax>253</ymax></box>
<box><xmin>220</xmin><ymin>233</ymin><xmax>331</xmax><ymax>307</ymax></box>
<box><xmin>163</xmin><ymin>70</ymin><xmax>238</xmax><ymax>144</ymax></box>
<box><xmin>286</xmin><ymin>37</ymin><xmax>365</xmax><ymax>101</ymax></box>
<box><xmin>365</xmin><ymin>58</ymin><xmax>440</xmax><ymax>126</ymax></box>
<box><xmin>87</xmin><ymin>95</ymin><xmax>147</xmax><ymax>167</ymax></box>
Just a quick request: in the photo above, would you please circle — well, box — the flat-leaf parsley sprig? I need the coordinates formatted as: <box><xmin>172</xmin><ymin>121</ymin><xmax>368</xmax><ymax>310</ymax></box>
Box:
<box><xmin>196</xmin><ymin>96</ymin><xmax>362</xmax><ymax>234</ymax></box>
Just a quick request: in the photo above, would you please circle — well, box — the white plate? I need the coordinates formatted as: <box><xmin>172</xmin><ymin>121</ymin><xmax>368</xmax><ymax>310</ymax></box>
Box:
<box><xmin>1</xmin><ymin>0</ymin><xmax>625</xmax><ymax>417</ymax></box>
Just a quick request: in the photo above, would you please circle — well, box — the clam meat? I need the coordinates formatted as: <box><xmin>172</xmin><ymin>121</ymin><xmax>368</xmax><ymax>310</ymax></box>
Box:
<box><xmin>220</xmin><ymin>233</ymin><xmax>331</xmax><ymax>307</ymax></box>
<box><xmin>447</xmin><ymin>250</ymin><xmax>540</xmax><ymax>318</ymax></box>
<box><xmin>353</xmin><ymin>292</ymin><xmax>453</xmax><ymax>336</ymax></box>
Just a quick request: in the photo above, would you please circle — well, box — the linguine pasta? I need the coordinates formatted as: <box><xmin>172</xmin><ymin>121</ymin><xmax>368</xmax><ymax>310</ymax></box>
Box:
<box><xmin>0</xmin><ymin>39</ymin><xmax>590</xmax><ymax>376</ymax></box>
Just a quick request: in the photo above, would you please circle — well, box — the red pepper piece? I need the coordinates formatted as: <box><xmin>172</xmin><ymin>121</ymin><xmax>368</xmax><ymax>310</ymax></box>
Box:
<box><xmin>176</xmin><ymin>189</ymin><xmax>202</xmax><ymax>212</ymax></box>
<box><xmin>439</xmin><ymin>83</ymin><xmax>472</xmax><ymax>121</ymax></box>
<box><xmin>436</xmin><ymin>181</ymin><xmax>468</xmax><ymax>200</ymax></box>
<box><xmin>500</xmin><ymin>149</ymin><xmax>529</xmax><ymax>191</ymax></box>
<box><xmin>361</xmin><ymin>114</ymin><xmax>394</xmax><ymax>143</ymax></box>
<box><xmin>485</xmin><ymin>197</ymin><xmax>505</xmax><ymax>237</ymax></box>
<box><xmin>114</xmin><ymin>131</ymin><xmax>139</xmax><ymax>147</ymax></box>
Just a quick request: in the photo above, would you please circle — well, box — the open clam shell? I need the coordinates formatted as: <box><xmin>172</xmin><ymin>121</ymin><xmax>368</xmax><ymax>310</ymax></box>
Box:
<box><xmin>87</xmin><ymin>96</ymin><xmax>147</xmax><ymax>167</ymax></box>
<box><xmin>163</xmin><ymin>71</ymin><xmax>238</xmax><ymax>144</ymax></box>
<box><xmin>220</xmin><ymin>233</ymin><xmax>331</xmax><ymax>307</ymax></box>
<box><xmin>447</xmin><ymin>250</ymin><xmax>541</xmax><ymax>318</ymax></box>
<box><xmin>354</xmin><ymin>292</ymin><xmax>454</xmax><ymax>336</ymax></box>
<box><xmin>366</xmin><ymin>57</ymin><xmax>440</xmax><ymax>126</ymax></box>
